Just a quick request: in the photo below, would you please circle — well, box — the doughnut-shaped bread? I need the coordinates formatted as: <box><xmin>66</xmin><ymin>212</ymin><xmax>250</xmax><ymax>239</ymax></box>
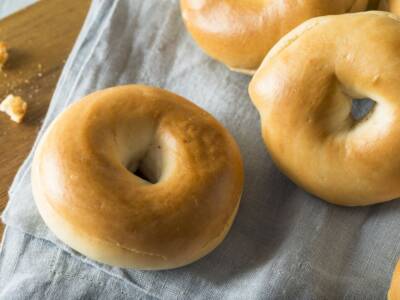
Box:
<box><xmin>249</xmin><ymin>11</ymin><xmax>400</xmax><ymax>206</ymax></box>
<box><xmin>180</xmin><ymin>0</ymin><xmax>368</xmax><ymax>74</ymax></box>
<box><xmin>32</xmin><ymin>85</ymin><xmax>244</xmax><ymax>270</ymax></box>
<box><xmin>389</xmin><ymin>260</ymin><xmax>400</xmax><ymax>299</ymax></box>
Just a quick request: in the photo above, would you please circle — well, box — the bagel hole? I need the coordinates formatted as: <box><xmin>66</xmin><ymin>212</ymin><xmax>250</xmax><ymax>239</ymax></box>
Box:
<box><xmin>351</xmin><ymin>98</ymin><xmax>376</xmax><ymax>121</ymax></box>
<box><xmin>132</xmin><ymin>167</ymin><xmax>155</xmax><ymax>184</ymax></box>
<box><xmin>127</xmin><ymin>143</ymin><xmax>163</xmax><ymax>184</ymax></box>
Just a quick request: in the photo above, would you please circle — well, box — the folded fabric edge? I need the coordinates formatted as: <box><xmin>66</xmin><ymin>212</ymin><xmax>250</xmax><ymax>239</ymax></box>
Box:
<box><xmin>0</xmin><ymin>224</ymin><xmax>165</xmax><ymax>298</ymax></box>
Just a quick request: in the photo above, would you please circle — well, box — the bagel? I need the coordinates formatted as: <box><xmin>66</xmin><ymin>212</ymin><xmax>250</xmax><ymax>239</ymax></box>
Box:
<box><xmin>389</xmin><ymin>261</ymin><xmax>400</xmax><ymax>300</ymax></box>
<box><xmin>180</xmin><ymin>0</ymin><xmax>368</xmax><ymax>74</ymax></box>
<box><xmin>31</xmin><ymin>85</ymin><xmax>244</xmax><ymax>270</ymax></box>
<box><xmin>249</xmin><ymin>11</ymin><xmax>400</xmax><ymax>206</ymax></box>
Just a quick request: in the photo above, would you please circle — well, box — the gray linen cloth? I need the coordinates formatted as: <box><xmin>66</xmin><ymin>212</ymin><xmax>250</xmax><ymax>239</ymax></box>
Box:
<box><xmin>0</xmin><ymin>0</ymin><xmax>36</xmax><ymax>19</ymax></box>
<box><xmin>1</xmin><ymin>0</ymin><xmax>400</xmax><ymax>298</ymax></box>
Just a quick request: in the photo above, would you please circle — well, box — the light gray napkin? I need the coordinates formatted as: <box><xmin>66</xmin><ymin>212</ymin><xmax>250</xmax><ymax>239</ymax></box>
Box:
<box><xmin>1</xmin><ymin>0</ymin><xmax>400</xmax><ymax>298</ymax></box>
<box><xmin>0</xmin><ymin>0</ymin><xmax>36</xmax><ymax>19</ymax></box>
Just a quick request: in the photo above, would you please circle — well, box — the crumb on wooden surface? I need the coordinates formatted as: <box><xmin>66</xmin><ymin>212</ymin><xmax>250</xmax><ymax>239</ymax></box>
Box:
<box><xmin>0</xmin><ymin>95</ymin><xmax>27</xmax><ymax>123</ymax></box>
<box><xmin>0</xmin><ymin>42</ymin><xmax>8</xmax><ymax>69</ymax></box>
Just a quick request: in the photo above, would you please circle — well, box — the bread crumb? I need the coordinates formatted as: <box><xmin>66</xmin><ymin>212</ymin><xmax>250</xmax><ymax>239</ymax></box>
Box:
<box><xmin>0</xmin><ymin>42</ymin><xmax>8</xmax><ymax>69</ymax></box>
<box><xmin>0</xmin><ymin>95</ymin><xmax>27</xmax><ymax>123</ymax></box>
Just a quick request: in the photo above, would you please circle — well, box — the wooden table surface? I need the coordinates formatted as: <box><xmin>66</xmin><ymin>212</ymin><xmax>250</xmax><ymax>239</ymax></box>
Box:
<box><xmin>0</xmin><ymin>0</ymin><xmax>91</xmax><ymax>237</ymax></box>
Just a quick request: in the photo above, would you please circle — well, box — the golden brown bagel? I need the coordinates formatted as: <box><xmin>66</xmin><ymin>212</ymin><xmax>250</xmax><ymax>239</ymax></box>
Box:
<box><xmin>31</xmin><ymin>85</ymin><xmax>244</xmax><ymax>270</ymax></box>
<box><xmin>249</xmin><ymin>11</ymin><xmax>400</xmax><ymax>206</ymax></box>
<box><xmin>389</xmin><ymin>260</ymin><xmax>400</xmax><ymax>299</ymax></box>
<box><xmin>380</xmin><ymin>0</ymin><xmax>400</xmax><ymax>15</ymax></box>
<box><xmin>180</xmin><ymin>0</ymin><xmax>368</xmax><ymax>74</ymax></box>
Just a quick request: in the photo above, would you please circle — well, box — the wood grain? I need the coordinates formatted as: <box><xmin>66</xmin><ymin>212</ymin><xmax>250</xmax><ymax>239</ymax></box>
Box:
<box><xmin>0</xmin><ymin>0</ymin><xmax>91</xmax><ymax>237</ymax></box>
